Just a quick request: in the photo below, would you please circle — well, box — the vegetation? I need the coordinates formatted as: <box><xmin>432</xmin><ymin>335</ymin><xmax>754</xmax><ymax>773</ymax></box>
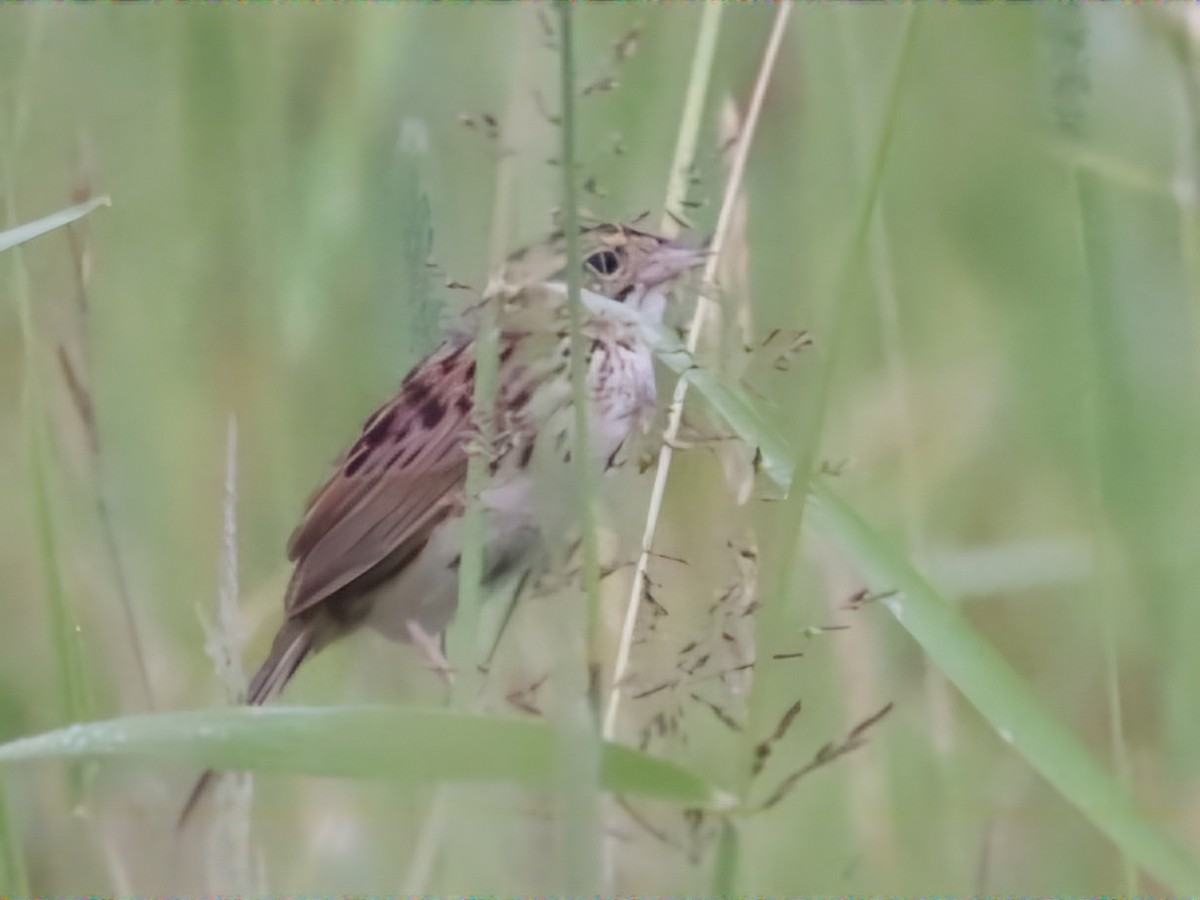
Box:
<box><xmin>1</xmin><ymin>4</ymin><xmax>1198</xmax><ymax>895</ymax></box>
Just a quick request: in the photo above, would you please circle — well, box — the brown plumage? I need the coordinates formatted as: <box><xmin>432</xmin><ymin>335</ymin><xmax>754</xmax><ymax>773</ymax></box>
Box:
<box><xmin>179</xmin><ymin>224</ymin><xmax>703</xmax><ymax>825</ymax></box>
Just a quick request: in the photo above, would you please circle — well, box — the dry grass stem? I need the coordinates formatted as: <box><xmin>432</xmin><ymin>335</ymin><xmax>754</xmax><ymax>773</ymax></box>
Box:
<box><xmin>604</xmin><ymin>1</ymin><xmax>793</xmax><ymax>740</ymax></box>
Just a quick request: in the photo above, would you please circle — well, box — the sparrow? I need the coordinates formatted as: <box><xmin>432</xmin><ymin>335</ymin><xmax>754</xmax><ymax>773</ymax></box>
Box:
<box><xmin>180</xmin><ymin>222</ymin><xmax>703</xmax><ymax>824</ymax></box>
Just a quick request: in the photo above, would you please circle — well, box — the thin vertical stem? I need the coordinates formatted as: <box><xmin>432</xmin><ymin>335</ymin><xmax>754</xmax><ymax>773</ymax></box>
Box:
<box><xmin>657</xmin><ymin>4</ymin><xmax>724</xmax><ymax>240</ymax></box>
<box><xmin>557</xmin><ymin>1</ymin><xmax>603</xmax><ymax>713</ymax></box>
<box><xmin>65</xmin><ymin>185</ymin><xmax>156</xmax><ymax>710</ymax></box>
<box><xmin>1</xmin><ymin>12</ymin><xmax>94</xmax><ymax>801</ymax></box>
<box><xmin>746</xmin><ymin>6</ymin><xmax>920</xmax><ymax>779</ymax></box>
<box><xmin>1043</xmin><ymin>9</ymin><xmax>1136</xmax><ymax>890</ymax></box>
<box><xmin>424</xmin><ymin>12</ymin><xmax>534</xmax><ymax>893</ymax></box>
<box><xmin>556</xmin><ymin>6</ymin><xmax>603</xmax><ymax>893</ymax></box>
<box><xmin>604</xmin><ymin>1</ymin><xmax>789</xmax><ymax>741</ymax></box>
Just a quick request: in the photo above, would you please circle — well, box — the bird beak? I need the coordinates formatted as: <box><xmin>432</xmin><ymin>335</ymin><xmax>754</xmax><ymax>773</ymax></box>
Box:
<box><xmin>641</xmin><ymin>243</ymin><xmax>708</xmax><ymax>286</ymax></box>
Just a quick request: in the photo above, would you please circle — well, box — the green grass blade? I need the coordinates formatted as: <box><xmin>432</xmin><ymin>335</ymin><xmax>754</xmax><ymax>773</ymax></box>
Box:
<box><xmin>555</xmin><ymin>7</ymin><xmax>603</xmax><ymax>890</ymax></box>
<box><xmin>0</xmin><ymin>781</ymin><xmax>28</xmax><ymax>898</ymax></box>
<box><xmin>806</xmin><ymin>477</ymin><xmax>1200</xmax><ymax>896</ymax></box>
<box><xmin>621</xmin><ymin>290</ymin><xmax>1200</xmax><ymax>892</ymax></box>
<box><xmin>4</xmin><ymin>195</ymin><xmax>105</xmax><ymax>802</ymax></box>
<box><xmin>0</xmin><ymin>706</ymin><xmax>729</xmax><ymax>808</ymax></box>
<box><xmin>711</xmin><ymin>818</ymin><xmax>739</xmax><ymax>897</ymax></box>
<box><xmin>658</xmin><ymin>1</ymin><xmax>722</xmax><ymax>231</ymax></box>
<box><xmin>24</xmin><ymin>414</ymin><xmax>91</xmax><ymax>727</ymax></box>
<box><xmin>651</xmin><ymin>328</ymin><xmax>793</xmax><ymax>491</ymax></box>
<box><xmin>0</xmin><ymin>196</ymin><xmax>110</xmax><ymax>254</ymax></box>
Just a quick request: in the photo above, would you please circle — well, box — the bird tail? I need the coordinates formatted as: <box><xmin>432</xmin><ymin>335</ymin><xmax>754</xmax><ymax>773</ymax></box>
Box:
<box><xmin>177</xmin><ymin>617</ymin><xmax>317</xmax><ymax>828</ymax></box>
<box><xmin>245</xmin><ymin>616</ymin><xmax>317</xmax><ymax>706</ymax></box>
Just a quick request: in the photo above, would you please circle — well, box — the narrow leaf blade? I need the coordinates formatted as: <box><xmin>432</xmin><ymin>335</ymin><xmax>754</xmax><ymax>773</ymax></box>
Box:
<box><xmin>0</xmin><ymin>196</ymin><xmax>111</xmax><ymax>255</ymax></box>
<box><xmin>0</xmin><ymin>705</ymin><xmax>729</xmax><ymax>807</ymax></box>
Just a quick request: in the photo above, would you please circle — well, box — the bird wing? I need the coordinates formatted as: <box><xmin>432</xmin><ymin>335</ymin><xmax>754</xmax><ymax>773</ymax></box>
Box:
<box><xmin>283</xmin><ymin>336</ymin><xmax>476</xmax><ymax>618</ymax></box>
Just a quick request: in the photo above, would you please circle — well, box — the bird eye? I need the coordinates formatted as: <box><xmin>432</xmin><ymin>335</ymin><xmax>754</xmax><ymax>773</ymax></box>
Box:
<box><xmin>585</xmin><ymin>249</ymin><xmax>622</xmax><ymax>276</ymax></box>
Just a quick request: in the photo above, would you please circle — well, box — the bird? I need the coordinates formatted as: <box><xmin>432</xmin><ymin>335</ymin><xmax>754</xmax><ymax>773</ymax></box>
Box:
<box><xmin>179</xmin><ymin>222</ymin><xmax>704</xmax><ymax>824</ymax></box>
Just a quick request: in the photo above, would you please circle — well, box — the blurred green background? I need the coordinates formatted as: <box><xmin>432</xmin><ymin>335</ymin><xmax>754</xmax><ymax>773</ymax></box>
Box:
<box><xmin>2</xmin><ymin>3</ymin><xmax>1200</xmax><ymax>895</ymax></box>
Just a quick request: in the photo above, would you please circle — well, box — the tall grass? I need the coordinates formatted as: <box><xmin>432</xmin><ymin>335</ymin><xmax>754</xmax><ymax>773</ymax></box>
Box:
<box><xmin>0</xmin><ymin>5</ymin><xmax>1199</xmax><ymax>895</ymax></box>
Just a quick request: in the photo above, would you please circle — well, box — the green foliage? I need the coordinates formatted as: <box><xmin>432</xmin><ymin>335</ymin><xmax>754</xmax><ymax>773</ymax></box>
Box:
<box><xmin>1</xmin><ymin>4</ymin><xmax>1199</xmax><ymax>896</ymax></box>
<box><xmin>0</xmin><ymin>706</ymin><xmax>726</xmax><ymax>807</ymax></box>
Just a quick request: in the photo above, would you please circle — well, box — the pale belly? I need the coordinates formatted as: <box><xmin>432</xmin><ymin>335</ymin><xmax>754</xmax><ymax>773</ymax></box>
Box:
<box><xmin>588</xmin><ymin>341</ymin><xmax>657</xmax><ymax>465</ymax></box>
<box><xmin>364</xmin><ymin>336</ymin><xmax>656</xmax><ymax>643</ymax></box>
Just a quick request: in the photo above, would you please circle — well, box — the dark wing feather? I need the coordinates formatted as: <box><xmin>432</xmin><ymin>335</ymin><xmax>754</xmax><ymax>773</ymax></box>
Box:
<box><xmin>283</xmin><ymin>337</ymin><xmax>475</xmax><ymax>618</ymax></box>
